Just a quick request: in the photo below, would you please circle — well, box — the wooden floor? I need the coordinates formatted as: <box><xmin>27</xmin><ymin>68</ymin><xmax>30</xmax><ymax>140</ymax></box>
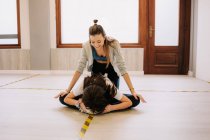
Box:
<box><xmin>0</xmin><ymin>72</ymin><xmax>210</xmax><ymax>140</ymax></box>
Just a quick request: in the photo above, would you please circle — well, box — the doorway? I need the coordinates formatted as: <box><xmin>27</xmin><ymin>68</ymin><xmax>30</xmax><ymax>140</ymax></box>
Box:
<box><xmin>145</xmin><ymin>0</ymin><xmax>191</xmax><ymax>74</ymax></box>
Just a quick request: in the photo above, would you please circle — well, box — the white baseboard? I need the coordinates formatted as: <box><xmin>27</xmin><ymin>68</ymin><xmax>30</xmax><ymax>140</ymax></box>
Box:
<box><xmin>0</xmin><ymin>70</ymin><xmax>74</xmax><ymax>75</ymax></box>
<box><xmin>188</xmin><ymin>71</ymin><xmax>194</xmax><ymax>77</ymax></box>
<box><xmin>0</xmin><ymin>70</ymin><xmax>144</xmax><ymax>76</ymax></box>
<box><xmin>128</xmin><ymin>71</ymin><xmax>144</xmax><ymax>76</ymax></box>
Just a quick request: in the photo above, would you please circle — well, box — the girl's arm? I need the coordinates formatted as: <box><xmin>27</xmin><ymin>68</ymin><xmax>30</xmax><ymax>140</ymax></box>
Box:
<box><xmin>63</xmin><ymin>92</ymin><xmax>78</xmax><ymax>106</ymax></box>
<box><xmin>103</xmin><ymin>95</ymin><xmax>132</xmax><ymax>113</ymax></box>
<box><xmin>64</xmin><ymin>92</ymin><xmax>88</xmax><ymax>112</ymax></box>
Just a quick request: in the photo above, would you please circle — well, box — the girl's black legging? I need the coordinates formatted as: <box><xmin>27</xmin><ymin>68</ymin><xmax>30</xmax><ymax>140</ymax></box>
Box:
<box><xmin>59</xmin><ymin>93</ymin><xmax>140</xmax><ymax>110</ymax></box>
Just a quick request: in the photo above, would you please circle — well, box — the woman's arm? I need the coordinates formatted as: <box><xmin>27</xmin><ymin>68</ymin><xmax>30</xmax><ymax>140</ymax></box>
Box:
<box><xmin>54</xmin><ymin>71</ymin><xmax>81</xmax><ymax>98</ymax></box>
<box><xmin>66</xmin><ymin>71</ymin><xmax>81</xmax><ymax>93</ymax></box>
<box><xmin>103</xmin><ymin>95</ymin><xmax>132</xmax><ymax>113</ymax></box>
<box><xmin>112</xmin><ymin>40</ymin><xmax>127</xmax><ymax>75</ymax></box>
<box><xmin>112</xmin><ymin>41</ymin><xmax>143</xmax><ymax>100</ymax></box>
<box><xmin>67</xmin><ymin>45</ymin><xmax>88</xmax><ymax>92</ymax></box>
<box><xmin>123</xmin><ymin>73</ymin><xmax>146</xmax><ymax>103</ymax></box>
<box><xmin>112</xmin><ymin>41</ymin><xmax>145</xmax><ymax>101</ymax></box>
<box><xmin>122</xmin><ymin>73</ymin><xmax>136</xmax><ymax>96</ymax></box>
<box><xmin>55</xmin><ymin>45</ymin><xmax>88</xmax><ymax>98</ymax></box>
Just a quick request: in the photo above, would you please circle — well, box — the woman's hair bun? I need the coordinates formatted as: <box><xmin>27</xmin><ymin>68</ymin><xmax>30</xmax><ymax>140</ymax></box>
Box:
<box><xmin>93</xmin><ymin>19</ymin><xmax>98</xmax><ymax>24</ymax></box>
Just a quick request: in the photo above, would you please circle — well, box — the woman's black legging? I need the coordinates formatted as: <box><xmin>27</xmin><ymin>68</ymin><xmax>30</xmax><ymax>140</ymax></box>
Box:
<box><xmin>92</xmin><ymin>59</ymin><xmax>120</xmax><ymax>88</ymax></box>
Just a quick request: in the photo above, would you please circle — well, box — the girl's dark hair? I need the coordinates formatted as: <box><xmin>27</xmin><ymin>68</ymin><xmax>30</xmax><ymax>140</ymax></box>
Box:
<box><xmin>82</xmin><ymin>85</ymin><xmax>108</xmax><ymax>114</ymax></box>
<box><xmin>82</xmin><ymin>74</ymin><xmax>117</xmax><ymax>114</ymax></box>
<box><xmin>89</xmin><ymin>19</ymin><xmax>115</xmax><ymax>68</ymax></box>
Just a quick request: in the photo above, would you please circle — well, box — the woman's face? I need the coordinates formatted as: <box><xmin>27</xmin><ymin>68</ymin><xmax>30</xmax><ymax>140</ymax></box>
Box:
<box><xmin>89</xmin><ymin>34</ymin><xmax>105</xmax><ymax>50</ymax></box>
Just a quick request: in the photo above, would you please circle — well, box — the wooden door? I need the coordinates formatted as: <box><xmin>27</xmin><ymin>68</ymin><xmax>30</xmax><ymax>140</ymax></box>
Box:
<box><xmin>146</xmin><ymin>0</ymin><xmax>191</xmax><ymax>74</ymax></box>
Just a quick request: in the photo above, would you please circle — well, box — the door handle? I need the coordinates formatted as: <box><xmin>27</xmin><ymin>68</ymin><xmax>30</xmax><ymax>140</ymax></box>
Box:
<box><xmin>149</xmin><ymin>25</ymin><xmax>155</xmax><ymax>38</ymax></box>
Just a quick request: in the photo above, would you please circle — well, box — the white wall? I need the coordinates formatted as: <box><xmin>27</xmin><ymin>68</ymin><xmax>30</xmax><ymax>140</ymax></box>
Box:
<box><xmin>29</xmin><ymin>0</ymin><xmax>51</xmax><ymax>70</ymax></box>
<box><xmin>49</xmin><ymin>0</ymin><xmax>56</xmax><ymax>49</ymax></box>
<box><xmin>20</xmin><ymin>0</ymin><xmax>30</xmax><ymax>49</ymax></box>
<box><xmin>189</xmin><ymin>0</ymin><xmax>197</xmax><ymax>76</ymax></box>
<box><xmin>194</xmin><ymin>0</ymin><xmax>210</xmax><ymax>82</ymax></box>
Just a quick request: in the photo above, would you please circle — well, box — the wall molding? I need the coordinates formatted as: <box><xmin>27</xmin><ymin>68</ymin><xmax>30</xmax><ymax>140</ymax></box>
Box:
<box><xmin>0</xmin><ymin>49</ymin><xmax>30</xmax><ymax>70</ymax></box>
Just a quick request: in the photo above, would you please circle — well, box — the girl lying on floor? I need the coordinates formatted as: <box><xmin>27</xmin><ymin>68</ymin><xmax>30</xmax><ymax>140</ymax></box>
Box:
<box><xmin>54</xmin><ymin>74</ymin><xmax>142</xmax><ymax>114</ymax></box>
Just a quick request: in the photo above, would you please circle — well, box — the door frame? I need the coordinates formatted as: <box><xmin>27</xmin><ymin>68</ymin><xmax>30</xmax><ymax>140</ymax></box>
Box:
<box><xmin>144</xmin><ymin>0</ymin><xmax>191</xmax><ymax>74</ymax></box>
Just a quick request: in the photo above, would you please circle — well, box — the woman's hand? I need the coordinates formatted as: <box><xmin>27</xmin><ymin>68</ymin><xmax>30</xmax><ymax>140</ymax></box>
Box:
<box><xmin>131</xmin><ymin>90</ymin><xmax>138</xmax><ymax>100</ymax></box>
<box><xmin>135</xmin><ymin>92</ymin><xmax>147</xmax><ymax>103</ymax></box>
<box><xmin>131</xmin><ymin>90</ymin><xmax>147</xmax><ymax>103</ymax></box>
<box><xmin>54</xmin><ymin>90</ymin><xmax>69</xmax><ymax>98</ymax></box>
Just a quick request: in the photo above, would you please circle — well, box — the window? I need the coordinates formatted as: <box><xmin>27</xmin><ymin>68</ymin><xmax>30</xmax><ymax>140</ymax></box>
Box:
<box><xmin>0</xmin><ymin>0</ymin><xmax>21</xmax><ymax>49</ymax></box>
<box><xmin>56</xmin><ymin>0</ymin><xmax>145</xmax><ymax>48</ymax></box>
<box><xmin>155</xmin><ymin>0</ymin><xmax>179</xmax><ymax>46</ymax></box>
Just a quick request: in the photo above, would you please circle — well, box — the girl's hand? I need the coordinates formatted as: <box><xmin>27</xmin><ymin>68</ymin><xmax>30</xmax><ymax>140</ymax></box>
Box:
<box><xmin>78</xmin><ymin>99</ymin><xmax>88</xmax><ymax>113</ymax></box>
<box><xmin>103</xmin><ymin>104</ymin><xmax>112</xmax><ymax>113</ymax></box>
<box><xmin>54</xmin><ymin>90</ymin><xmax>69</xmax><ymax>98</ymax></box>
<box><xmin>79</xmin><ymin>102</ymin><xmax>88</xmax><ymax>113</ymax></box>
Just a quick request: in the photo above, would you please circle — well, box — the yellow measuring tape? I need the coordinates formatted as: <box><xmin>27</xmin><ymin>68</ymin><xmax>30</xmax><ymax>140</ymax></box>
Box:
<box><xmin>79</xmin><ymin>115</ymin><xmax>94</xmax><ymax>140</ymax></box>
